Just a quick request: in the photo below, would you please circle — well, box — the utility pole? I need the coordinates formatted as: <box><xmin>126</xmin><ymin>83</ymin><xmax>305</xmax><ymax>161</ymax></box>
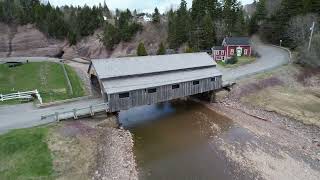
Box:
<box><xmin>308</xmin><ymin>21</ymin><xmax>315</xmax><ymax>52</ymax></box>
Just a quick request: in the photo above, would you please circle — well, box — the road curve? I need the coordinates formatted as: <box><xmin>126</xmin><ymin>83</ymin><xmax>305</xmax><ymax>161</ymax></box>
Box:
<box><xmin>219</xmin><ymin>44</ymin><xmax>291</xmax><ymax>82</ymax></box>
<box><xmin>0</xmin><ymin>44</ymin><xmax>290</xmax><ymax>133</ymax></box>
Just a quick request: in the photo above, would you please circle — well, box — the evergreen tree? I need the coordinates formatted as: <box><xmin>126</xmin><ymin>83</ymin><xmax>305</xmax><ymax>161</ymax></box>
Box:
<box><xmin>101</xmin><ymin>23</ymin><xmax>120</xmax><ymax>50</ymax></box>
<box><xmin>223</xmin><ymin>0</ymin><xmax>241</xmax><ymax>35</ymax></box>
<box><xmin>200</xmin><ymin>14</ymin><xmax>216</xmax><ymax>49</ymax></box>
<box><xmin>157</xmin><ymin>42</ymin><xmax>166</xmax><ymax>55</ymax></box>
<box><xmin>167</xmin><ymin>9</ymin><xmax>178</xmax><ymax>48</ymax></box>
<box><xmin>175</xmin><ymin>0</ymin><xmax>190</xmax><ymax>46</ymax></box>
<box><xmin>137</xmin><ymin>42</ymin><xmax>148</xmax><ymax>56</ymax></box>
<box><xmin>152</xmin><ymin>7</ymin><xmax>161</xmax><ymax>24</ymax></box>
<box><xmin>255</xmin><ymin>0</ymin><xmax>267</xmax><ymax>21</ymax></box>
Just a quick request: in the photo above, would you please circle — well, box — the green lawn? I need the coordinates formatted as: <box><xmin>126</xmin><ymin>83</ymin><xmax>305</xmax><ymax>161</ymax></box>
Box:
<box><xmin>0</xmin><ymin>127</ymin><xmax>54</xmax><ymax>179</ymax></box>
<box><xmin>218</xmin><ymin>56</ymin><xmax>256</xmax><ymax>68</ymax></box>
<box><xmin>0</xmin><ymin>62</ymin><xmax>85</xmax><ymax>104</ymax></box>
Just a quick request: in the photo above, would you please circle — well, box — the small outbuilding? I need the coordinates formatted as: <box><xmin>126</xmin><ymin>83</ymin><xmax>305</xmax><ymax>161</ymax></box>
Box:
<box><xmin>88</xmin><ymin>53</ymin><xmax>222</xmax><ymax>112</ymax></box>
<box><xmin>212</xmin><ymin>37</ymin><xmax>252</xmax><ymax>61</ymax></box>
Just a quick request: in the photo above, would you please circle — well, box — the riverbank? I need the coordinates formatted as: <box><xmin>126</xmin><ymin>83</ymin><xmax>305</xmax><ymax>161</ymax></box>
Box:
<box><xmin>202</xmin><ymin>64</ymin><xmax>320</xmax><ymax>179</ymax></box>
<box><xmin>49</xmin><ymin>115</ymin><xmax>138</xmax><ymax>180</ymax></box>
<box><xmin>0</xmin><ymin>115</ymin><xmax>138</xmax><ymax>180</ymax></box>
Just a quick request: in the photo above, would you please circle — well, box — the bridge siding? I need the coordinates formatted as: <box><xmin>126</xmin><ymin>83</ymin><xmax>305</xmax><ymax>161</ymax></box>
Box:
<box><xmin>107</xmin><ymin>76</ymin><xmax>222</xmax><ymax>112</ymax></box>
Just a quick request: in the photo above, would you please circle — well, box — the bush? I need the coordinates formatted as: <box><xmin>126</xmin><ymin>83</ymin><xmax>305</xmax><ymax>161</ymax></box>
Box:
<box><xmin>226</xmin><ymin>55</ymin><xmax>238</xmax><ymax>64</ymax></box>
<box><xmin>137</xmin><ymin>42</ymin><xmax>148</xmax><ymax>56</ymax></box>
<box><xmin>157</xmin><ymin>42</ymin><xmax>166</xmax><ymax>55</ymax></box>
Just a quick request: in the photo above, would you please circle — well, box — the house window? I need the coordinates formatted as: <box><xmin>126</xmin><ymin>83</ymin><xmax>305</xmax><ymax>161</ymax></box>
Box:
<box><xmin>244</xmin><ymin>49</ymin><xmax>248</xmax><ymax>55</ymax></box>
<box><xmin>193</xmin><ymin>80</ymin><xmax>200</xmax><ymax>85</ymax></box>
<box><xmin>221</xmin><ymin>51</ymin><xmax>224</xmax><ymax>55</ymax></box>
<box><xmin>211</xmin><ymin>77</ymin><xmax>216</xmax><ymax>82</ymax></box>
<box><xmin>230</xmin><ymin>49</ymin><xmax>234</xmax><ymax>55</ymax></box>
<box><xmin>119</xmin><ymin>92</ymin><xmax>130</xmax><ymax>98</ymax></box>
<box><xmin>147</xmin><ymin>88</ymin><xmax>157</xmax><ymax>93</ymax></box>
<box><xmin>215</xmin><ymin>51</ymin><xmax>219</xmax><ymax>55</ymax></box>
<box><xmin>172</xmin><ymin>84</ymin><xmax>180</xmax><ymax>89</ymax></box>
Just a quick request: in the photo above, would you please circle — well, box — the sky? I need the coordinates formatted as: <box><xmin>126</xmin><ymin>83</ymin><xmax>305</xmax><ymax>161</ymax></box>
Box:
<box><xmin>48</xmin><ymin>0</ymin><xmax>254</xmax><ymax>13</ymax></box>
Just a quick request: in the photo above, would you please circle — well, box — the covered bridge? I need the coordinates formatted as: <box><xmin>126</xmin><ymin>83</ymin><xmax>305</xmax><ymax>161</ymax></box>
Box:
<box><xmin>88</xmin><ymin>53</ymin><xmax>222</xmax><ymax>112</ymax></box>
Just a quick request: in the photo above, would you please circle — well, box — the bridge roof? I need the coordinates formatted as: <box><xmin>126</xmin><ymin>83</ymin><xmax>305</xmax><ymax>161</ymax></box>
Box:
<box><xmin>91</xmin><ymin>53</ymin><xmax>217</xmax><ymax>79</ymax></box>
<box><xmin>102</xmin><ymin>66</ymin><xmax>222</xmax><ymax>94</ymax></box>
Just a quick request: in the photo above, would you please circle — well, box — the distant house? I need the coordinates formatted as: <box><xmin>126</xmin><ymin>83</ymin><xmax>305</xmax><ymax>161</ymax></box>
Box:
<box><xmin>212</xmin><ymin>37</ymin><xmax>252</xmax><ymax>61</ymax></box>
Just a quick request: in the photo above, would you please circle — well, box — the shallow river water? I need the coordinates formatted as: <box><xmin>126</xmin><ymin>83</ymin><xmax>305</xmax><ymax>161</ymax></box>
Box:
<box><xmin>119</xmin><ymin>100</ymin><xmax>251</xmax><ymax>180</ymax></box>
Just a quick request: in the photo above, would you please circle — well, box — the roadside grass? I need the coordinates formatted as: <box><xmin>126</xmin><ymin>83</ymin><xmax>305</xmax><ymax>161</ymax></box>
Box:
<box><xmin>0</xmin><ymin>127</ymin><xmax>54</xmax><ymax>179</ymax></box>
<box><xmin>217</xmin><ymin>56</ymin><xmax>256</xmax><ymax>68</ymax></box>
<box><xmin>0</xmin><ymin>62</ymin><xmax>85</xmax><ymax>105</ymax></box>
<box><xmin>240</xmin><ymin>65</ymin><xmax>320</xmax><ymax>127</ymax></box>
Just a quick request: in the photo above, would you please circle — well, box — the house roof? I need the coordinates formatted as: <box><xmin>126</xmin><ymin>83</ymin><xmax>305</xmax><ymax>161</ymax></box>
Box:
<box><xmin>91</xmin><ymin>53</ymin><xmax>217</xmax><ymax>79</ymax></box>
<box><xmin>102</xmin><ymin>67</ymin><xmax>222</xmax><ymax>94</ymax></box>
<box><xmin>212</xmin><ymin>46</ymin><xmax>225</xmax><ymax>50</ymax></box>
<box><xmin>224</xmin><ymin>37</ymin><xmax>251</xmax><ymax>46</ymax></box>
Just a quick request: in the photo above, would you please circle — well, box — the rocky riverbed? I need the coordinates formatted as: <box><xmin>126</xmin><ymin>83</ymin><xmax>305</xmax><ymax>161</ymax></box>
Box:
<box><xmin>48</xmin><ymin>115</ymin><xmax>138</xmax><ymax>180</ymax></box>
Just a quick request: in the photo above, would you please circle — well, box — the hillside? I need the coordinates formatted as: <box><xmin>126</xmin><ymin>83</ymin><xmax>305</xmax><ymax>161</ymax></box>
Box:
<box><xmin>0</xmin><ymin>22</ymin><xmax>168</xmax><ymax>60</ymax></box>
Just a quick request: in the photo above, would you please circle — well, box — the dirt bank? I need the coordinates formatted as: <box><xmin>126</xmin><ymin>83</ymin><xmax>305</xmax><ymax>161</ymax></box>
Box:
<box><xmin>47</xmin><ymin>115</ymin><xmax>138</xmax><ymax>180</ymax></box>
<box><xmin>204</xmin><ymin>65</ymin><xmax>320</xmax><ymax>180</ymax></box>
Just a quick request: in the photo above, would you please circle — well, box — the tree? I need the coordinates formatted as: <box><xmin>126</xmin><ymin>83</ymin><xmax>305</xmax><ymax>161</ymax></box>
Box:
<box><xmin>222</xmin><ymin>0</ymin><xmax>241</xmax><ymax>35</ymax></box>
<box><xmin>137</xmin><ymin>42</ymin><xmax>148</xmax><ymax>56</ymax></box>
<box><xmin>152</xmin><ymin>7</ymin><xmax>160</xmax><ymax>23</ymax></box>
<box><xmin>157</xmin><ymin>42</ymin><xmax>166</xmax><ymax>55</ymax></box>
<box><xmin>101</xmin><ymin>23</ymin><xmax>120</xmax><ymax>50</ymax></box>
<box><xmin>255</xmin><ymin>0</ymin><xmax>267</xmax><ymax>22</ymax></box>
<box><xmin>175</xmin><ymin>0</ymin><xmax>190</xmax><ymax>47</ymax></box>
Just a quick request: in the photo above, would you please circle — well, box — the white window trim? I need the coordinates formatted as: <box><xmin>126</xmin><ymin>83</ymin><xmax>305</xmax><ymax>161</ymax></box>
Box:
<box><xmin>244</xmin><ymin>49</ymin><xmax>248</xmax><ymax>55</ymax></box>
<box><xmin>230</xmin><ymin>49</ymin><xmax>234</xmax><ymax>55</ymax></box>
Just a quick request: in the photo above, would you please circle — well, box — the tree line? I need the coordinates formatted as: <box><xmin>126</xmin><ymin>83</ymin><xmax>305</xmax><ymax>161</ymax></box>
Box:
<box><xmin>0</xmin><ymin>0</ymin><xmax>111</xmax><ymax>45</ymax></box>
<box><xmin>167</xmin><ymin>0</ymin><xmax>247</xmax><ymax>51</ymax></box>
<box><xmin>250</xmin><ymin>0</ymin><xmax>320</xmax><ymax>66</ymax></box>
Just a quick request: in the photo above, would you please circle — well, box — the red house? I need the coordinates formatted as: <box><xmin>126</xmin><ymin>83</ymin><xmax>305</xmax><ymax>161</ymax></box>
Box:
<box><xmin>212</xmin><ymin>37</ymin><xmax>252</xmax><ymax>61</ymax></box>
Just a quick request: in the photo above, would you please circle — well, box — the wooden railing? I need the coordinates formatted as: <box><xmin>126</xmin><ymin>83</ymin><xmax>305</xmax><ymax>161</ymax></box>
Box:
<box><xmin>41</xmin><ymin>103</ymin><xmax>109</xmax><ymax>122</ymax></box>
<box><xmin>0</xmin><ymin>90</ymin><xmax>43</xmax><ymax>104</ymax></box>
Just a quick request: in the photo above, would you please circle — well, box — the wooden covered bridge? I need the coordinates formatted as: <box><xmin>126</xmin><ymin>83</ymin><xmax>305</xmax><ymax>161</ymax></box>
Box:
<box><xmin>88</xmin><ymin>53</ymin><xmax>222</xmax><ymax>112</ymax></box>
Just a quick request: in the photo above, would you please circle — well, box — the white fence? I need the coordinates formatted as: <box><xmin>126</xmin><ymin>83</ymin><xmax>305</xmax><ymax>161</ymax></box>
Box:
<box><xmin>41</xmin><ymin>103</ymin><xmax>108</xmax><ymax>122</ymax></box>
<box><xmin>0</xmin><ymin>90</ymin><xmax>43</xmax><ymax>104</ymax></box>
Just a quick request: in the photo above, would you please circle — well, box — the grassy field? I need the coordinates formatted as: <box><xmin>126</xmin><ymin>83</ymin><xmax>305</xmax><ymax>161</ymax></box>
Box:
<box><xmin>0</xmin><ymin>62</ymin><xmax>85</xmax><ymax>104</ymax></box>
<box><xmin>0</xmin><ymin>127</ymin><xmax>54</xmax><ymax>179</ymax></box>
<box><xmin>240</xmin><ymin>65</ymin><xmax>320</xmax><ymax>127</ymax></box>
<box><xmin>218</xmin><ymin>56</ymin><xmax>256</xmax><ymax>68</ymax></box>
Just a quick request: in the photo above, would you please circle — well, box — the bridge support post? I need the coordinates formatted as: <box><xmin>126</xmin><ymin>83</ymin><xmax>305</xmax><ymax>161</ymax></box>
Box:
<box><xmin>90</xmin><ymin>106</ymin><xmax>94</xmax><ymax>116</ymax></box>
<box><xmin>73</xmin><ymin>109</ymin><xmax>78</xmax><ymax>119</ymax></box>
<box><xmin>209</xmin><ymin>91</ymin><xmax>217</xmax><ymax>103</ymax></box>
<box><xmin>55</xmin><ymin>112</ymin><xmax>59</xmax><ymax>122</ymax></box>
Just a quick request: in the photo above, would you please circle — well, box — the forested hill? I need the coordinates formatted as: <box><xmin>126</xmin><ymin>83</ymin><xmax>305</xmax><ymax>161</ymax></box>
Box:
<box><xmin>249</xmin><ymin>0</ymin><xmax>320</xmax><ymax>66</ymax></box>
<box><xmin>0</xmin><ymin>0</ymin><xmax>319</xmax><ymax>66</ymax></box>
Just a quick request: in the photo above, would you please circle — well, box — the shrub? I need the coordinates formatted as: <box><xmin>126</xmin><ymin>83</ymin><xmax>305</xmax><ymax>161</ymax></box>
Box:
<box><xmin>137</xmin><ymin>42</ymin><xmax>148</xmax><ymax>56</ymax></box>
<box><xmin>226</xmin><ymin>55</ymin><xmax>238</xmax><ymax>64</ymax></box>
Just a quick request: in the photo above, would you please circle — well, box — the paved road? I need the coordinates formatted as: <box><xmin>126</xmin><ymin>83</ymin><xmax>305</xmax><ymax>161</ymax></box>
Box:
<box><xmin>0</xmin><ymin>98</ymin><xmax>104</xmax><ymax>134</ymax></box>
<box><xmin>0</xmin><ymin>44</ymin><xmax>290</xmax><ymax>133</ymax></box>
<box><xmin>218</xmin><ymin>44</ymin><xmax>290</xmax><ymax>82</ymax></box>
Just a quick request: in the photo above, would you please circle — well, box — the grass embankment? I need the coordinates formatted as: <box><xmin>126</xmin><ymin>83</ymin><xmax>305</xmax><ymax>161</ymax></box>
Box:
<box><xmin>0</xmin><ymin>62</ymin><xmax>85</xmax><ymax>104</ymax></box>
<box><xmin>0</xmin><ymin>127</ymin><xmax>54</xmax><ymax>179</ymax></box>
<box><xmin>218</xmin><ymin>56</ymin><xmax>256</xmax><ymax>68</ymax></box>
<box><xmin>240</xmin><ymin>65</ymin><xmax>320</xmax><ymax>127</ymax></box>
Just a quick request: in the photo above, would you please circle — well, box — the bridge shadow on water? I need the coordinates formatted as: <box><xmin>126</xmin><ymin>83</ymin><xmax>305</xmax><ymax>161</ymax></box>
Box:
<box><xmin>118</xmin><ymin>99</ymin><xmax>253</xmax><ymax>180</ymax></box>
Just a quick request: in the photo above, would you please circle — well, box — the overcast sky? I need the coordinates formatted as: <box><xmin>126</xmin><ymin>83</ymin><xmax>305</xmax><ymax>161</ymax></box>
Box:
<box><xmin>48</xmin><ymin>0</ymin><xmax>254</xmax><ymax>13</ymax></box>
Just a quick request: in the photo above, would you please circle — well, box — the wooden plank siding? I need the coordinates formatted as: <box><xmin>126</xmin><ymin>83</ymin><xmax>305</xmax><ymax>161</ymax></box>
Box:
<box><xmin>107</xmin><ymin>76</ymin><xmax>222</xmax><ymax>112</ymax></box>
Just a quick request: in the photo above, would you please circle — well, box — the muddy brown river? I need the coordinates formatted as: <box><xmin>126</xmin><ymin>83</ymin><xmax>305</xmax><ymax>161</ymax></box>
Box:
<box><xmin>119</xmin><ymin>100</ymin><xmax>252</xmax><ymax>179</ymax></box>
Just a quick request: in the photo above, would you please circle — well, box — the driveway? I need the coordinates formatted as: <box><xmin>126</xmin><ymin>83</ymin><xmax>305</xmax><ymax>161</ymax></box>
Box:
<box><xmin>219</xmin><ymin>44</ymin><xmax>290</xmax><ymax>81</ymax></box>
